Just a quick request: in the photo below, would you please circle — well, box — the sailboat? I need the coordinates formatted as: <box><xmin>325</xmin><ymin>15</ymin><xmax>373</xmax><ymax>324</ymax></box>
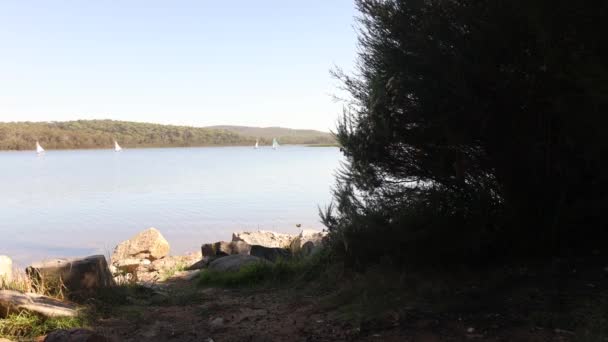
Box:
<box><xmin>272</xmin><ymin>138</ymin><xmax>279</xmax><ymax>150</ymax></box>
<box><xmin>254</xmin><ymin>139</ymin><xmax>259</xmax><ymax>149</ymax></box>
<box><xmin>114</xmin><ymin>140</ymin><xmax>123</xmax><ymax>152</ymax></box>
<box><xmin>35</xmin><ymin>141</ymin><xmax>45</xmax><ymax>155</ymax></box>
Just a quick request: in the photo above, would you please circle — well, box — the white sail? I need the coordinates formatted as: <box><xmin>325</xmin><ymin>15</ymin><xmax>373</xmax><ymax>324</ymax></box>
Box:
<box><xmin>36</xmin><ymin>141</ymin><xmax>45</xmax><ymax>154</ymax></box>
<box><xmin>254</xmin><ymin>139</ymin><xmax>259</xmax><ymax>149</ymax></box>
<box><xmin>114</xmin><ymin>140</ymin><xmax>122</xmax><ymax>152</ymax></box>
<box><xmin>272</xmin><ymin>138</ymin><xmax>279</xmax><ymax>149</ymax></box>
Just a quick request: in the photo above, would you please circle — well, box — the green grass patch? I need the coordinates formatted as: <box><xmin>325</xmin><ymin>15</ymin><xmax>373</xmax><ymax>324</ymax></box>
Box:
<box><xmin>198</xmin><ymin>251</ymin><xmax>332</xmax><ymax>288</ymax></box>
<box><xmin>160</xmin><ymin>262</ymin><xmax>188</xmax><ymax>281</ymax></box>
<box><xmin>0</xmin><ymin>311</ymin><xmax>84</xmax><ymax>340</ymax></box>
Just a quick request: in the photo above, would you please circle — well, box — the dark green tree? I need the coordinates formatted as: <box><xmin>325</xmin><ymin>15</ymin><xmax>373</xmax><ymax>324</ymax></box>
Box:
<box><xmin>324</xmin><ymin>0</ymin><xmax>608</xmax><ymax>266</ymax></box>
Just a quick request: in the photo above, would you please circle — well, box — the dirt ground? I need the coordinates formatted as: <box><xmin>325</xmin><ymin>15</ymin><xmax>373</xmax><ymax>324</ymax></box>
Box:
<box><xmin>91</xmin><ymin>280</ymin><xmax>574</xmax><ymax>342</ymax></box>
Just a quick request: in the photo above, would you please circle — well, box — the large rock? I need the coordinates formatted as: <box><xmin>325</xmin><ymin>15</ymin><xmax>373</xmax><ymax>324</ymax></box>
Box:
<box><xmin>290</xmin><ymin>229</ymin><xmax>327</xmax><ymax>256</ymax></box>
<box><xmin>208</xmin><ymin>255</ymin><xmax>267</xmax><ymax>272</ymax></box>
<box><xmin>201</xmin><ymin>241</ymin><xmax>251</xmax><ymax>258</ymax></box>
<box><xmin>43</xmin><ymin>328</ymin><xmax>113</xmax><ymax>342</ymax></box>
<box><xmin>112</xmin><ymin>251</ymin><xmax>203</xmax><ymax>284</ymax></box>
<box><xmin>0</xmin><ymin>255</ymin><xmax>12</xmax><ymax>282</ymax></box>
<box><xmin>111</xmin><ymin>227</ymin><xmax>170</xmax><ymax>263</ymax></box>
<box><xmin>114</xmin><ymin>258</ymin><xmax>151</xmax><ymax>273</ymax></box>
<box><xmin>297</xmin><ymin>229</ymin><xmax>327</xmax><ymax>247</ymax></box>
<box><xmin>0</xmin><ymin>290</ymin><xmax>77</xmax><ymax>318</ymax></box>
<box><xmin>27</xmin><ymin>255</ymin><xmax>114</xmax><ymax>294</ymax></box>
<box><xmin>149</xmin><ymin>252</ymin><xmax>201</xmax><ymax>271</ymax></box>
<box><xmin>250</xmin><ymin>245</ymin><xmax>292</xmax><ymax>262</ymax></box>
<box><xmin>232</xmin><ymin>231</ymin><xmax>294</xmax><ymax>248</ymax></box>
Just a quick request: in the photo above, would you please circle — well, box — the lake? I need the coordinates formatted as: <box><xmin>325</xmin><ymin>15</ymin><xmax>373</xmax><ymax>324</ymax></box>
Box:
<box><xmin>0</xmin><ymin>146</ymin><xmax>342</xmax><ymax>266</ymax></box>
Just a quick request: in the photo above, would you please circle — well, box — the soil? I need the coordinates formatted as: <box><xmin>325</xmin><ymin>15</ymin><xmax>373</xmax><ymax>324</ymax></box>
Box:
<box><xmin>91</xmin><ymin>280</ymin><xmax>575</xmax><ymax>342</ymax></box>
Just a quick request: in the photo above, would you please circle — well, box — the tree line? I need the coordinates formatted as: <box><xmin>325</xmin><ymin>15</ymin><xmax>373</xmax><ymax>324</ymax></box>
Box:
<box><xmin>0</xmin><ymin>120</ymin><xmax>335</xmax><ymax>150</ymax></box>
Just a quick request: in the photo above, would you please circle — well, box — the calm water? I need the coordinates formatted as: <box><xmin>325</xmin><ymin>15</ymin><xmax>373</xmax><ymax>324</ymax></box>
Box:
<box><xmin>0</xmin><ymin>146</ymin><xmax>342</xmax><ymax>266</ymax></box>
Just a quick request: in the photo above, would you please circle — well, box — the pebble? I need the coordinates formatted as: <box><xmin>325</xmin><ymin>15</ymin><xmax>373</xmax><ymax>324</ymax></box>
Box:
<box><xmin>210</xmin><ymin>317</ymin><xmax>224</xmax><ymax>328</ymax></box>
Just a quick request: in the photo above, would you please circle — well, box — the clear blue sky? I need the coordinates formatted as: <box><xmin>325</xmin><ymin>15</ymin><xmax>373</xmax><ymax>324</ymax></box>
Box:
<box><xmin>0</xmin><ymin>1</ymin><xmax>357</xmax><ymax>131</ymax></box>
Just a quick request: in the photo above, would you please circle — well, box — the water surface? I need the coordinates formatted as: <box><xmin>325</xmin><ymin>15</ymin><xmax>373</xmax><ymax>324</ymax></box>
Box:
<box><xmin>0</xmin><ymin>146</ymin><xmax>341</xmax><ymax>265</ymax></box>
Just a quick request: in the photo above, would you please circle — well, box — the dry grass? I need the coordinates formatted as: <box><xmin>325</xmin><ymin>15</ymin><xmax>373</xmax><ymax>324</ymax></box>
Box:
<box><xmin>1</xmin><ymin>269</ymin><xmax>85</xmax><ymax>340</ymax></box>
<box><xmin>1</xmin><ymin>268</ymin><xmax>67</xmax><ymax>300</ymax></box>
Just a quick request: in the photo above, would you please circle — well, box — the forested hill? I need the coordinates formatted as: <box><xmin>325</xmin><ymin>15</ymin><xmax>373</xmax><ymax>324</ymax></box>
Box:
<box><xmin>0</xmin><ymin>120</ymin><xmax>248</xmax><ymax>150</ymax></box>
<box><xmin>0</xmin><ymin>120</ymin><xmax>335</xmax><ymax>150</ymax></box>
<box><xmin>205</xmin><ymin>125</ymin><xmax>336</xmax><ymax>145</ymax></box>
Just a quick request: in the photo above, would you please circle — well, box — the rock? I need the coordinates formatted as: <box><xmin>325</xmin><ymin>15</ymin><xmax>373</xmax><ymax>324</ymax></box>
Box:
<box><xmin>111</xmin><ymin>249</ymin><xmax>202</xmax><ymax>285</ymax></box>
<box><xmin>167</xmin><ymin>270</ymin><xmax>201</xmax><ymax>281</ymax></box>
<box><xmin>149</xmin><ymin>254</ymin><xmax>200</xmax><ymax>272</ymax></box>
<box><xmin>209</xmin><ymin>317</ymin><xmax>224</xmax><ymax>331</ymax></box>
<box><xmin>201</xmin><ymin>241</ymin><xmax>251</xmax><ymax>258</ymax></box>
<box><xmin>27</xmin><ymin>255</ymin><xmax>114</xmax><ymax>294</ymax></box>
<box><xmin>43</xmin><ymin>328</ymin><xmax>113</xmax><ymax>342</ymax></box>
<box><xmin>250</xmin><ymin>245</ymin><xmax>292</xmax><ymax>262</ymax></box>
<box><xmin>114</xmin><ymin>258</ymin><xmax>150</xmax><ymax>273</ymax></box>
<box><xmin>298</xmin><ymin>229</ymin><xmax>327</xmax><ymax>246</ymax></box>
<box><xmin>208</xmin><ymin>255</ymin><xmax>267</xmax><ymax>272</ymax></box>
<box><xmin>0</xmin><ymin>255</ymin><xmax>12</xmax><ymax>282</ymax></box>
<box><xmin>290</xmin><ymin>229</ymin><xmax>327</xmax><ymax>253</ymax></box>
<box><xmin>113</xmin><ymin>273</ymin><xmax>135</xmax><ymax>285</ymax></box>
<box><xmin>0</xmin><ymin>290</ymin><xmax>77</xmax><ymax>318</ymax></box>
<box><xmin>232</xmin><ymin>230</ymin><xmax>294</xmax><ymax>248</ymax></box>
<box><xmin>185</xmin><ymin>257</ymin><xmax>210</xmax><ymax>270</ymax></box>
<box><xmin>134</xmin><ymin>270</ymin><xmax>160</xmax><ymax>284</ymax></box>
<box><xmin>111</xmin><ymin>227</ymin><xmax>170</xmax><ymax>263</ymax></box>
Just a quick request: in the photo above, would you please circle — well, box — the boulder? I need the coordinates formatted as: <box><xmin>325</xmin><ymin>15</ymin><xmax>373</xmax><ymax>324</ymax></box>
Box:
<box><xmin>208</xmin><ymin>255</ymin><xmax>267</xmax><ymax>272</ymax></box>
<box><xmin>201</xmin><ymin>241</ymin><xmax>251</xmax><ymax>258</ymax></box>
<box><xmin>166</xmin><ymin>270</ymin><xmax>201</xmax><ymax>281</ymax></box>
<box><xmin>111</xmin><ymin>227</ymin><xmax>169</xmax><ymax>263</ymax></box>
<box><xmin>0</xmin><ymin>255</ymin><xmax>12</xmax><ymax>282</ymax></box>
<box><xmin>27</xmin><ymin>255</ymin><xmax>114</xmax><ymax>294</ymax></box>
<box><xmin>185</xmin><ymin>257</ymin><xmax>210</xmax><ymax>270</ymax></box>
<box><xmin>43</xmin><ymin>328</ymin><xmax>113</xmax><ymax>342</ymax></box>
<box><xmin>290</xmin><ymin>229</ymin><xmax>327</xmax><ymax>256</ymax></box>
<box><xmin>232</xmin><ymin>231</ymin><xmax>294</xmax><ymax>248</ymax></box>
<box><xmin>250</xmin><ymin>245</ymin><xmax>292</xmax><ymax>262</ymax></box>
<box><xmin>114</xmin><ymin>258</ymin><xmax>150</xmax><ymax>273</ymax></box>
<box><xmin>149</xmin><ymin>251</ymin><xmax>202</xmax><ymax>272</ymax></box>
<box><xmin>297</xmin><ymin>229</ymin><xmax>327</xmax><ymax>246</ymax></box>
<box><xmin>0</xmin><ymin>290</ymin><xmax>77</xmax><ymax>318</ymax></box>
<box><xmin>110</xmin><ymin>249</ymin><xmax>202</xmax><ymax>284</ymax></box>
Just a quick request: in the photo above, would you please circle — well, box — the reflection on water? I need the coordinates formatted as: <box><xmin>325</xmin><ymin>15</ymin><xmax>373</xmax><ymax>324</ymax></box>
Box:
<box><xmin>0</xmin><ymin>146</ymin><xmax>341</xmax><ymax>265</ymax></box>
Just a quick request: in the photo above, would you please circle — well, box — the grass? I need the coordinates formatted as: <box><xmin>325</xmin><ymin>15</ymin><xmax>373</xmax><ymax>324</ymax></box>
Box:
<box><xmin>1</xmin><ymin>270</ymin><xmax>67</xmax><ymax>300</ymax></box>
<box><xmin>0</xmin><ymin>312</ymin><xmax>84</xmax><ymax>340</ymax></box>
<box><xmin>160</xmin><ymin>262</ymin><xmax>188</xmax><ymax>281</ymax></box>
<box><xmin>198</xmin><ymin>251</ymin><xmax>332</xmax><ymax>288</ymax></box>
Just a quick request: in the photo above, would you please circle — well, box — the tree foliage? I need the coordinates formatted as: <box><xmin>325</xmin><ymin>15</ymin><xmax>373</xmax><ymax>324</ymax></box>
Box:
<box><xmin>323</xmin><ymin>0</ymin><xmax>608</xmax><ymax>266</ymax></box>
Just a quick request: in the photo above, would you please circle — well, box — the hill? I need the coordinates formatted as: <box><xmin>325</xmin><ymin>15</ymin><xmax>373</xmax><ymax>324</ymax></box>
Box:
<box><xmin>0</xmin><ymin>120</ymin><xmax>336</xmax><ymax>150</ymax></box>
<box><xmin>0</xmin><ymin>120</ymin><xmax>251</xmax><ymax>150</ymax></box>
<box><xmin>206</xmin><ymin>125</ymin><xmax>336</xmax><ymax>145</ymax></box>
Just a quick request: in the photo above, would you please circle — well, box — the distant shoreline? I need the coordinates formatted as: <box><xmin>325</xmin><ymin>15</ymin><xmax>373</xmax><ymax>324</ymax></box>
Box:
<box><xmin>0</xmin><ymin>120</ymin><xmax>336</xmax><ymax>151</ymax></box>
<box><xmin>0</xmin><ymin>143</ymin><xmax>339</xmax><ymax>152</ymax></box>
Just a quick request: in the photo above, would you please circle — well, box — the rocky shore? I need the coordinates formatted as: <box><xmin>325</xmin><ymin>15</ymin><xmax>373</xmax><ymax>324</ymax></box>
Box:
<box><xmin>0</xmin><ymin>227</ymin><xmax>326</xmax><ymax>341</ymax></box>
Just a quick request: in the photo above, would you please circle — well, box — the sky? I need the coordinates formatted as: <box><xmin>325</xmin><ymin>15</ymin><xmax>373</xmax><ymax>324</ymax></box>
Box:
<box><xmin>0</xmin><ymin>1</ymin><xmax>358</xmax><ymax>132</ymax></box>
